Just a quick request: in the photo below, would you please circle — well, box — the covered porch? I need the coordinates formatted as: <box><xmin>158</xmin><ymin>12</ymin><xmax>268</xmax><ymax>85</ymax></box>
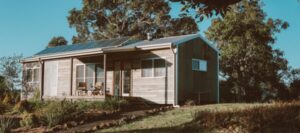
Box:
<box><xmin>40</xmin><ymin>54</ymin><xmax>109</xmax><ymax>100</ymax></box>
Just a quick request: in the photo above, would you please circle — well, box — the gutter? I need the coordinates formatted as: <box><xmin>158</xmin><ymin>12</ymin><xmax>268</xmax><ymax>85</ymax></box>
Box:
<box><xmin>22</xmin><ymin>43</ymin><xmax>173</xmax><ymax>63</ymax></box>
<box><xmin>170</xmin><ymin>44</ymin><xmax>179</xmax><ymax>106</ymax></box>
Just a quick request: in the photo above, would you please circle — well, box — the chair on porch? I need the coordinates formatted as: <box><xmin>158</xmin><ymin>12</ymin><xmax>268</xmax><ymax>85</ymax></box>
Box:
<box><xmin>77</xmin><ymin>82</ymin><xmax>87</xmax><ymax>96</ymax></box>
<box><xmin>93</xmin><ymin>82</ymin><xmax>104</xmax><ymax>96</ymax></box>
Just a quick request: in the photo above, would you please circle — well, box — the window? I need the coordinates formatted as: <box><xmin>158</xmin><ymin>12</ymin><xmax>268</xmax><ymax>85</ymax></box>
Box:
<box><xmin>141</xmin><ymin>58</ymin><xmax>166</xmax><ymax>77</ymax></box>
<box><xmin>25</xmin><ymin>68</ymin><xmax>40</xmax><ymax>83</ymax></box>
<box><xmin>141</xmin><ymin>60</ymin><xmax>153</xmax><ymax>77</ymax></box>
<box><xmin>33</xmin><ymin>68</ymin><xmax>40</xmax><ymax>82</ymax></box>
<box><xmin>154</xmin><ymin>59</ymin><xmax>166</xmax><ymax>77</ymax></box>
<box><xmin>25</xmin><ymin>69</ymin><xmax>32</xmax><ymax>82</ymax></box>
<box><xmin>86</xmin><ymin>64</ymin><xmax>95</xmax><ymax>89</ymax></box>
<box><xmin>96</xmin><ymin>64</ymin><xmax>104</xmax><ymax>83</ymax></box>
<box><xmin>76</xmin><ymin>64</ymin><xmax>105</xmax><ymax>89</ymax></box>
<box><xmin>192</xmin><ymin>59</ymin><xmax>207</xmax><ymax>72</ymax></box>
<box><xmin>76</xmin><ymin>65</ymin><xmax>85</xmax><ymax>87</ymax></box>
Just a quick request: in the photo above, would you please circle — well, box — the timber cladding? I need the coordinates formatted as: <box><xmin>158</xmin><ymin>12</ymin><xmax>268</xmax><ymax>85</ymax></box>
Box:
<box><xmin>70</xmin><ymin>49</ymin><xmax>175</xmax><ymax>104</ymax></box>
<box><xmin>178</xmin><ymin>38</ymin><xmax>218</xmax><ymax>104</ymax></box>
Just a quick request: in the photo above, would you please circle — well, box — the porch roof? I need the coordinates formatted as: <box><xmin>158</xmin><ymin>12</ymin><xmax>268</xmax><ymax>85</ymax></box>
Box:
<box><xmin>22</xmin><ymin>34</ymin><xmax>216</xmax><ymax>63</ymax></box>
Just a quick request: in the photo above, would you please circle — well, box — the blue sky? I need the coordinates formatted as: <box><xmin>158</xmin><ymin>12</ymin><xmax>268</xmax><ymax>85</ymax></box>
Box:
<box><xmin>0</xmin><ymin>0</ymin><xmax>299</xmax><ymax>68</ymax></box>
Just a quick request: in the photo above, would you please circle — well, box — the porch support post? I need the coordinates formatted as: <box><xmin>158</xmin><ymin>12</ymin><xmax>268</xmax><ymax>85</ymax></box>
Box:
<box><xmin>70</xmin><ymin>58</ymin><xmax>73</xmax><ymax>96</ymax></box>
<box><xmin>103</xmin><ymin>54</ymin><xmax>107</xmax><ymax>98</ymax></box>
<box><xmin>39</xmin><ymin>59</ymin><xmax>44</xmax><ymax>101</ymax></box>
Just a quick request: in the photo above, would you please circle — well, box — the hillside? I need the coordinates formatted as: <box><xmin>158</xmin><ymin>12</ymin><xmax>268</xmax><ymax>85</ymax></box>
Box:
<box><xmin>99</xmin><ymin>102</ymin><xmax>300</xmax><ymax>133</ymax></box>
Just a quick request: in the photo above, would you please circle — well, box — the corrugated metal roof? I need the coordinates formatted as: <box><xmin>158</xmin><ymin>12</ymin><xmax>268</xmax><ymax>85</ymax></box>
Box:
<box><xmin>27</xmin><ymin>34</ymin><xmax>214</xmax><ymax>60</ymax></box>
<box><xmin>35</xmin><ymin>37</ymin><xmax>130</xmax><ymax>56</ymax></box>
<box><xmin>123</xmin><ymin>34</ymin><xmax>198</xmax><ymax>48</ymax></box>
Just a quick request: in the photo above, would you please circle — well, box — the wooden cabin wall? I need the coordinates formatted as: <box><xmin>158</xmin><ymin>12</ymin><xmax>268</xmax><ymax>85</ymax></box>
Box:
<box><xmin>178</xmin><ymin>38</ymin><xmax>218</xmax><ymax>104</ymax></box>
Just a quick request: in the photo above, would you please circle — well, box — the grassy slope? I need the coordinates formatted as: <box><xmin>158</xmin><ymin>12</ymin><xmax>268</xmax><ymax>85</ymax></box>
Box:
<box><xmin>99</xmin><ymin>103</ymin><xmax>264</xmax><ymax>133</ymax></box>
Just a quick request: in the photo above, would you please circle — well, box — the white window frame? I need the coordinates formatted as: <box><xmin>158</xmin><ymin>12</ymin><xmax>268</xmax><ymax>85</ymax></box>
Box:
<box><xmin>141</xmin><ymin>57</ymin><xmax>166</xmax><ymax>78</ymax></box>
<box><xmin>25</xmin><ymin>67</ymin><xmax>40</xmax><ymax>84</ymax></box>
<box><xmin>75</xmin><ymin>63</ymin><xmax>104</xmax><ymax>88</ymax></box>
<box><xmin>75</xmin><ymin>64</ymin><xmax>86</xmax><ymax>88</ymax></box>
<box><xmin>192</xmin><ymin>59</ymin><xmax>207</xmax><ymax>72</ymax></box>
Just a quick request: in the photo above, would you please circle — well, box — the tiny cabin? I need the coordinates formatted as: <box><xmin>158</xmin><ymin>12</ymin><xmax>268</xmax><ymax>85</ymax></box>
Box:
<box><xmin>22</xmin><ymin>34</ymin><xmax>219</xmax><ymax>105</ymax></box>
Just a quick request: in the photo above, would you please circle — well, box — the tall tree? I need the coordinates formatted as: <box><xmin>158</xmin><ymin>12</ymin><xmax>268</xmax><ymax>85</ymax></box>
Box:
<box><xmin>289</xmin><ymin>69</ymin><xmax>300</xmax><ymax>99</ymax></box>
<box><xmin>171</xmin><ymin>0</ymin><xmax>242</xmax><ymax>21</ymax></box>
<box><xmin>48</xmin><ymin>36</ymin><xmax>68</xmax><ymax>48</ymax></box>
<box><xmin>67</xmin><ymin>0</ymin><xmax>199</xmax><ymax>44</ymax></box>
<box><xmin>205</xmin><ymin>0</ymin><xmax>289</xmax><ymax>102</ymax></box>
<box><xmin>0</xmin><ymin>54</ymin><xmax>23</xmax><ymax>91</ymax></box>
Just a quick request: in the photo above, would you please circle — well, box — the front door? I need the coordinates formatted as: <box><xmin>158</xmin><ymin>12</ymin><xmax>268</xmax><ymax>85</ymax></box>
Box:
<box><xmin>113</xmin><ymin>61</ymin><xmax>132</xmax><ymax>97</ymax></box>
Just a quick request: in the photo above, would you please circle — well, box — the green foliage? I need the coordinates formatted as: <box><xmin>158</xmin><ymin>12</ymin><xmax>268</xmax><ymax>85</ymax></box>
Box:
<box><xmin>206</xmin><ymin>0</ymin><xmax>289</xmax><ymax>102</ymax></box>
<box><xmin>191</xmin><ymin>102</ymin><xmax>300</xmax><ymax>132</ymax></box>
<box><xmin>36</xmin><ymin>100</ymin><xmax>80</xmax><ymax>127</ymax></box>
<box><xmin>100</xmin><ymin>98</ymin><xmax>128</xmax><ymax>111</ymax></box>
<box><xmin>29</xmin><ymin>88</ymin><xmax>40</xmax><ymax>102</ymax></box>
<box><xmin>172</xmin><ymin>0</ymin><xmax>242</xmax><ymax>21</ymax></box>
<box><xmin>0</xmin><ymin>102</ymin><xmax>7</xmax><ymax>115</ymax></box>
<box><xmin>67</xmin><ymin>0</ymin><xmax>198</xmax><ymax>43</ymax></box>
<box><xmin>0</xmin><ymin>76</ymin><xmax>8</xmax><ymax>100</ymax></box>
<box><xmin>76</xmin><ymin>98</ymin><xmax>128</xmax><ymax>111</ymax></box>
<box><xmin>0</xmin><ymin>54</ymin><xmax>23</xmax><ymax>91</ymax></box>
<box><xmin>19</xmin><ymin>112</ymin><xmax>38</xmax><ymax>128</ymax></box>
<box><xmin>12</xmin><ymin>100</ymin><xmax>31</xmax><ymax>114</ymax></box>
<box><xmin>0</xmin><ymin>117</ymin><xmax>16</xmax><ymax>133</ymax></box>
<box><xmin>48</xmin><ymin>36</ymin><xmax>68</xmax><ymax>48</ymax></box>
<box><xmin>2</xmin><ymin>95</ymin><xmax>12</xmax><ymax>105</ymax></box>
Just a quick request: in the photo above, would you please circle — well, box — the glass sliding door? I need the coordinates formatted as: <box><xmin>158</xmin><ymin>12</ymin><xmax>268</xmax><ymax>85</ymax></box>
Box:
<box><xmin>96</xmin><ymin>64</ymin><xmax>104</xmax><ymax>83</ymax></box>
<box><xmin>86</xmin><ymin>64</ymin><xmax>95</xmax><ymax>90</ymax></box>
<box><xmin>122</xmin><ymin>62</ymin><xmax>131</xmax><ymax>96</ymax></box>
<box><xmin>114</xmin><ymin>62</ymin><xmax>121</xmax><ymax>97</ymax></box>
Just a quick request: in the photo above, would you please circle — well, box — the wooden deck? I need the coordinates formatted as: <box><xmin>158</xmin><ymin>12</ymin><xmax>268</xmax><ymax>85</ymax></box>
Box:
<box><xmin>42</xmin><ymin>95</ymin><xmax>106</xmax><ymax>101</ymax></box>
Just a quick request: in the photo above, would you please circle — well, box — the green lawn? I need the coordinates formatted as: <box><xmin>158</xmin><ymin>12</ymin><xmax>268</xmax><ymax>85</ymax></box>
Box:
<box><xmin>98</xmin><ymin>103</ymin><xmax>265</xmax><ymax>133</ymax></box>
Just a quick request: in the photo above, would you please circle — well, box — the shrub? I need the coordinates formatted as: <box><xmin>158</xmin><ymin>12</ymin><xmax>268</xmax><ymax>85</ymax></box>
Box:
<box><xmin>36</xmin><ymin>100</ymin><xmax>80</xmax><ymax>127</ymax></box>
<box><xmin>13</xmin><ymin>100</ymin><xmax>30</xmax><ymax>113</ymax></box>
<box><xmin>100</xmin><ymin>98</ymin><xmax>128</xmax><ymax>111</ymax></box>
<box><xmin>0</xmin><ymin>102</ymin><xmax>7</xmax><ymax>115</ymax></box>
<box><xmin>2</xmin><ymin>94</ymin><xmax>12</xmax><ymax>105</ymax></box>
<box><xmin>184</xmin><ymin>99</ymin><xmax>196</xmax><ymax>106</ymax></box>
<box><xmin>19</xmin><ymin>112</ymin><xmax>38</xmax><ymax>128</ymax></box>
<box><xmin>0</xmin><ymin>117</ymin><xmax>16</xmax><ymax>133</ymax></box>
<box><xmin>191</xmin><ymin>102</ymin><xmax>300</xmax><ymax>132</ymax></box>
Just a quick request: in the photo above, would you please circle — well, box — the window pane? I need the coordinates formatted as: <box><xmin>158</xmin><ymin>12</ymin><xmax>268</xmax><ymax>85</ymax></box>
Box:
<box><xmin>141</xmin><ymin>60</ymin><xmax>153</xmax><ymax>77</ymax></box>
<box><xmin>76</xmin><ymin>65</ymin><xmax>84</xmax><ymax>79</ymax></box>
<box><xmin>192</xmin><ymin>59</ymin><xmax>200</xmax><ymax>71</ymax></box>
<box><xmin>199</xmin><ymin>60</ymin><xmax>207</xmax><ymax>71</ymax></box>
<box><xmin>86</xmin><ymin>64</ymin><xmax>95</xmax><ymax>89</ymax></box>
<box><xmin>96</xmin><ymin>64</ymin><xmax>104</xmax><ymax>83</ymax></box>
<box><xmin>25</xmin><ymin>69</ymin><xmax>32</xmax><ymax>82</ymax></box>
<box><xmin>154</xmin><ymin>59</ymin><xmax>166</xmax><ymax>77</ymax></box>
<box><xmin>33</xmin><ymin>69</ymin><xmax>40</xmax><ymax>82</ymax></box>
<box><xmin>76</xmin><ymin>65</ymin><xmax>85</xmax><ymax>88</ymax></box>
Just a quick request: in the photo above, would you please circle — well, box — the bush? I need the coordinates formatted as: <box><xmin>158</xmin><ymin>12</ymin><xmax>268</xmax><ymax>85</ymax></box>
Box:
<box><xmin>76</xmin><ymin>98</ymin><xmax>128</xmax><ymax>111</ymax></box>
<box><xmin>2</xmin><ymin>94</ymin><xmax>12</xmax><ymax>105</ymax></box>
<box><xmin>100</xmin><ymin>98</ymin><xmax>128</xmax><ymax>111</ymax></box>
<box><xmin>19</xmin><ymin>112</ymin><xmax>38</xmax><ymax>128</ymax></box>
<box><xmin>0</xmin><ymin>102</ymin><xmax>7</xmax><ymax>115</ymax></box>
<box><xmin>190</xmin><ymin>102</ymin><xmax>300</xmax><ymax>132</ymax></box>
<box><xmin>13</xmin><ymin>100</ymin><xmax>30</xmax><ymax>113</ymax></box>
<box><xmin>0</xmin><ymin>117</ymin><xmax>16</xmax><ymax>133</ymax></box>
<box><xmin>184</xmin><ymin>99</ymin><xmax>196</xmax><ymax>106</ymax></box>
<box><xmin>36</xmin><ymin>100</ymin><xmax>80</xmax><ymax>127</ymax></box>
